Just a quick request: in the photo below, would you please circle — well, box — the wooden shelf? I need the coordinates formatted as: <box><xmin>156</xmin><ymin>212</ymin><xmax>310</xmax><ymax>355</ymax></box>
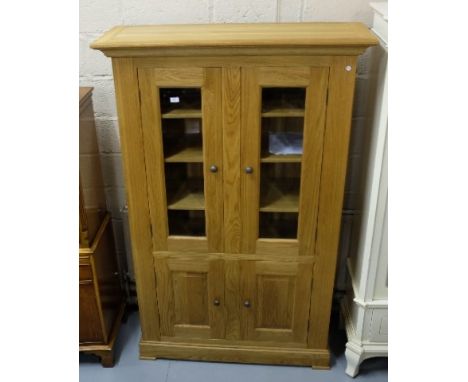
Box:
<box><xmin>162</xmin><ymin>108</ymin><xmax>202</xmax><ymax>119</ymax></box>
<box><xmin>165</xmin><ymin>146</ymin><xmax>203</xmax><ymax>163</ymax></box>
<box><xmin>261</xmin><ymin>153</ymin><xmax>302</xmax><ymax>163</ymax></box>
<box><xmin>167</xmin><ymin>185</ymin><xmax>205</xmax><ymax>210</ymax></box>
<box><xmin>260</xmin><ymin>182</ymin><xmax>299</xmax><ymax>212</ymax></box>
<box><xmin>261</xmin><ymin>108</ymin><xmax>305</xmax><ymax>118</ymax></box>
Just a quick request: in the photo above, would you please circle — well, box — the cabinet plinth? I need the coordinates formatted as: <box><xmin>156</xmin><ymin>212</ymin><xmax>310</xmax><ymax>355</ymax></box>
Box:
<box><xmin>91</xmin><ymin>23</ymin><xmax>378</xmax><ymax>368</ymax></box>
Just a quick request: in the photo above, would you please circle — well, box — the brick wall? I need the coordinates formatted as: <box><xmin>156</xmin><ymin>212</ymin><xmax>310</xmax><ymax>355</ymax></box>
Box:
<box><xmin>79</xmin><ymin>0</ymin><xmax>377</xmax><ymax>290</ymax></box>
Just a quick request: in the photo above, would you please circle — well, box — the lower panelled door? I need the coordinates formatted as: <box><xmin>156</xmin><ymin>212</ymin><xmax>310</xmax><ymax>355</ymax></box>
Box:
<box><xmin>239</xmin><ymin>259</ymin><xmax>314</xmax><ymax>344</ymax></box>
<box><xmin>154</xmin><ymin>255</ymin><xmax>225</xmax><ymax>340</ymax></box>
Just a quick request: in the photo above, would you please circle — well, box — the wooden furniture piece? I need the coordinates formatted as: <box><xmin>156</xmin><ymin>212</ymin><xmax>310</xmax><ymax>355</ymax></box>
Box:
<box><xmin>341</xmin><ymin>4</ymin><xmax>388</xmax><ymax>377</ymax></box>
<box><xmin>91</xmin><ymin>23</ymin><xmax>377</xmax><ymax>369</ymax></box>
<box><xmin>79</xmin><ymin>87</ymin><xmax>125</xmax><ymax>367</ymax></box>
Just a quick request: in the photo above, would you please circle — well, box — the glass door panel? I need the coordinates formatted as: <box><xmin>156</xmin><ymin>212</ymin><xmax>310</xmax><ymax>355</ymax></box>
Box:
<box><xmin>259</xmin><ymin>87</ymin><xmax>305</xmax><ymax>240</ymax></box>
<box><xmin>160</xmin><ymin>88</ymin><xmax>205</xmax><ymax>237</ymax></box>
<box><xmin>138</xmin><ymin>68</ymin><xmax>223</xmax><ymax>252</ymax></box>
<box><xmin>241</xmin><ymin>67</ymin><xmax>329</xmax><ymax>255</ymax></box>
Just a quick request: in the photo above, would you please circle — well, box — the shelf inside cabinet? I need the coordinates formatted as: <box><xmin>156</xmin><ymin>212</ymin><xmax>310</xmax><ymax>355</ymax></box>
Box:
<box><xmin>260</xmin><ymin>153</ymin><xmax>302</xmax><ymax>163</ymax></box>
<box><xmin>161</xmin><ymin>108</ymin><xmax>202</xmax><ymax>119</ymax></box>
<box><xmin>261</xmin><ymin>108</ymin><xmax>305</xmax><ymax>118</ymax></box>
<box><xmin>260</xmin><ymin>181</ymin><xmax>299</xmax><ymax>213</ymax></box>
<box><xmin>167</xmin><ymin>186</ymin><xmax>205</xmax><ymax>210</ymax></box>
<box><xmin>165</xmin><ymin>146</ymin><xmax>203</xmax><ymax>163</ymax></box>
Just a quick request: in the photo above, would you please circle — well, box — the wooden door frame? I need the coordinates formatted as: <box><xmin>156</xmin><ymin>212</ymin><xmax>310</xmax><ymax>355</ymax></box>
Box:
<box><xmin>137</xmin><ymin>67</ymin><xmax>224</xmax><ymax>254</ymax></box>
<box><xmin>240</xmin><ymin>66</ymin><xmax>329</xmax><ymax>256</ymax></box>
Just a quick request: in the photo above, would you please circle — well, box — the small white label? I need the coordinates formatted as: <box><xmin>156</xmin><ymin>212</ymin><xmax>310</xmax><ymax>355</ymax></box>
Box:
<box><xmin>169</xmin><ymin>96</ymin><xmax>180</xmax><ymax>103</ymax></box>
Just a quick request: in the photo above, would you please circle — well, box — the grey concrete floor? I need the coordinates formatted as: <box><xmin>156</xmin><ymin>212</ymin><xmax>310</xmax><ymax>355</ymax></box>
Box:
<box><xmin>79</xmin><ymin>310</ymin><xmax>388</xmax><ymax>381</ymax></box>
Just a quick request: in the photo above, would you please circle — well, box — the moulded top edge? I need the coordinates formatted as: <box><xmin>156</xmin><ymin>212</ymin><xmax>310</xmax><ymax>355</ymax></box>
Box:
<box><xmin>90</xmin><ymin>22</ymin><xmax>379</xmax><ymax>52</ymax></box>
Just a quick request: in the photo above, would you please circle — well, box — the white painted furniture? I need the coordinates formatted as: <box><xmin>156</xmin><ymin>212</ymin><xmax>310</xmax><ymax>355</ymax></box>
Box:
<box><xmin>341</xmin><ymin>1</ymin><xmax>388</xmax><ymax>377</ymax></box>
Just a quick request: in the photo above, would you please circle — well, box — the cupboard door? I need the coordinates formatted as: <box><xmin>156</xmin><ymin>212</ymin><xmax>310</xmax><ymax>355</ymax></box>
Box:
<box><xmin>241</xmin><ymin>67</ymin><xmax>329</xmax><ymax>256</ymax></box>
<box><xmin>154</xmin><ymin>255</ymin><xmax>225</xmax><ymax>339</ymax></box>
<box><xmin>239</xmin><ymin>260</ymin><xmax>313</xmax><ymax>344</ymax></box>
<box><xmin>138</xmin><ymin>67</ymin><xmax>224</xmax><ymax>253</ymax></box>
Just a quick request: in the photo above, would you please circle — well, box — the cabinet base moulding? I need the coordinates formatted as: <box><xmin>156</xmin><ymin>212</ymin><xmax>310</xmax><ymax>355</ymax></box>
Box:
<box><xmin>139</xmin><ymin>340</ymin><xmax>330</xmax><ymax>369</ymax></box>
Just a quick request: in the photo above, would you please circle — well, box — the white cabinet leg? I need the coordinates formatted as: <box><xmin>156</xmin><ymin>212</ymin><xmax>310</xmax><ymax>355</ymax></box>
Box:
<box><xmin>345</xmin><ymin>345</ymin><xmax>364</xmax><ymax>377</ymax></box>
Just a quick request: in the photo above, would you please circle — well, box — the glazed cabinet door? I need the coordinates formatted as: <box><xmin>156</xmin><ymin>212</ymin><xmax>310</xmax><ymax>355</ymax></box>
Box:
<box><xmin>240</xmin><ymin>67</ymin><xmax>329</xmax><ymax>256</ymax></box>
<box><xmin>239</xmin><ymin>259</ymin><xmax>314</xmax><ymax>344</ymax></box>
<box><xmin>154</xmin><ymin>255</ymin><xmax>225</xmax><ymax>339</ymax></box>
<box><xmin>138</xmin><ymin>67</ymin><xmax>224</xmax><ymax>253</ymax></box>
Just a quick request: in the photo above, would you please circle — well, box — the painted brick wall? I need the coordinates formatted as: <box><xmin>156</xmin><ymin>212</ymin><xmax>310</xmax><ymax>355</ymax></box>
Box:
<box><xmin>79</xmin><ymin>0</ymin><xmax>377</xmax><ymax>289</ymax></box>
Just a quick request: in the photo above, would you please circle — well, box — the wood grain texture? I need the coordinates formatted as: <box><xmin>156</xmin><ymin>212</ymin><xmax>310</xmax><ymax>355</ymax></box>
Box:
<box><xmin>224</xmin><ymin>259</ymin><xmax>241</xmax><ymax>340</ymax></box>
<box><xmin>203</xmin><ymin>68</ymin><xmax>224</xmax><ymax>252</ymax></box>
<box><xmin>91</xmin><ymin>23</ymin><xmax>378</xmax><ymax>51</ymax></box>
<box><xmin>240</xmin><ymin>67</ymin><xmax>261</xmax><ymax>253</ymax></box>
<box><xmin>307</xmin><ymin>56</ymin><xmax>358</xmax><ymax>349</ymax></box>
<box><xmin>297</xmin><ymin>67</ymin><xmax>329</xmax><ymax>256</ymax></box>
<box><xmin>222</xmin><ymin>67</ymin><xmax>242</xmax><ymax>253</ymax></box>
<box><xmin>154</xmin><ymin>251</ymin><xmax>314</xmax><ymax>264</ymax></box>
<box><xmin>167</xmin><ymin>237</ymin><xmax>208</xmax><ymax>253</ymax></box>
<box><xmin>112</xmin><ymin>58</ymin><xmax>160</xmax><ymax>340</ymax></box>
<box><xmin>138</xmin><ymin>67</ymin><xmax>175</xmax><ymax>249</ymax></box>
<box><xmin>240</xmin><ymin>260</ymin><xmax>313</xmax><ymax>344</ymax></box>
<box><xmin>240</xmin><ymin>66</ymin><xmax>327</xmax><ymax>257</ymax></box>
<box><xmin>165</xmin><ymin>146</ymin><xmax>203</xmax><ymax>162</ymax></box>
<box><xmin>97</xmin><ymin>24</ymin><xmax>376</xmax><ymax>366</ymax></box>
<box><xmin>134</xmin><ymin>56</ymin><xmax>333</xmax><ymax>69</ymax></box>
<box><xmin>161</xmin><ymin>109</ymin><xmax>202</xmax><ymax>119</ymax></box>
<box><xmin>79</xmin><ymin>221</ymin><xmax>124</xmax><ymax>361</ymax></box>
<box><xmin>140</xmin><ymin>339</ymin><xmax>330</xmax><ymax>368</ymax></box>
<box><xmin>154</xmin><ymin>255</ymin><xmax>225</xmax><ymax>339</ymax></box>
<box><xmin>98</xmin><ymin>46</ymin><xmax>372</xmax><ymax>58</ymax></box>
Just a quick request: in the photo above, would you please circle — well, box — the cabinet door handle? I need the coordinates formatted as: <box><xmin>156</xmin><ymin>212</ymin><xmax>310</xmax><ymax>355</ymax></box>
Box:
<box><xmin>210</xmin><ymin>165</ymin><xmax>218</xmax><ymax>173</ymax></box>
<box><xmin>244</xmin><ymin>166</ymin><xmax>253</xmax><ymax>174</ymax></box>
<box><xmin>243</xmin><ymin>300</ymin><xmax>251</xmax><ymax>308</ymax></box>
<box><xmin>213</xmin><ymin>298</ymin><xmax>220</xmax><ymax>306</ymax></box>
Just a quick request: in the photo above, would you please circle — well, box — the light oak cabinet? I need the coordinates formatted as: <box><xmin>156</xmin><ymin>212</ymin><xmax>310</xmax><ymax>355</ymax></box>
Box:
<box><xmin>92</xmin><ymin>23</ymin><xmax>377</xmax><ymax>368</ymax></box>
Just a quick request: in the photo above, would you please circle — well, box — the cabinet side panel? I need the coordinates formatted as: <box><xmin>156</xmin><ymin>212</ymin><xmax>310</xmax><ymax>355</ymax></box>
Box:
<box><xmin>112</xmin><ymin>58</ymin><xmax>160</xmax><ymax>340</ymax></box>
<box><xmin>297</xmin><ymin>67</ymin><xmax>329</xmax><ymax>256</ymax></box>
<box><xmin>222</xmin><ymin>67</ymin><xmax>242</xmax><ymax>253</ymax></box>
<box><xmin>308</xmin><ymin>56</ymin><xmax>357</xmax><ymax>349</ymax></box>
